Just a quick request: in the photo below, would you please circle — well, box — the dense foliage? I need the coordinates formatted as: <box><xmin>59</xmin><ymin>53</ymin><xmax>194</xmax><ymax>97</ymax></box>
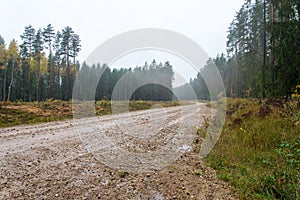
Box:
<box><xmin>184</xmin><ymin>0</ymin><xmax>300</xmax><ymax>99</ymax></box>
<box><xmin>0</xmin><ymin>24</ymin><xmax>81</xmax><ymax>102</ymax></box>
<box><xmin>76</xmin><ymin>60</ymin><xmax>173</xmax><ymax>101</ymax></box>
<box><xmin>0</xmin><ymin>25</ymin><xmax>173</xmax><ymax>102</ymax></box>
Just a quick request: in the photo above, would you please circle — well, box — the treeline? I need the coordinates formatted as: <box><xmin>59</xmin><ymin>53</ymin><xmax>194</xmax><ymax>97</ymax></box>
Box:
<box><xmin>0</xmin><ymin>25</ymin><xmax>174</xmax><ymax>102</ymax></box>
<box><xmin>180</xmin><ymin>0</ymin><xmax>300</xmax><ymax>99</ymax></box>
<box><xmin>4</xmin><ymin>0</ymin><xmax>298</xmax><ymax>102</ymax></box>
<box><xmin>0</xmin><ymin>24</ymin><xmax>81</xmax><ymax>102</ymax></box>
<box><xmin>76</xmin><ymin>60</ymin><xmax>173</xmax><ymax>101</ymax></box>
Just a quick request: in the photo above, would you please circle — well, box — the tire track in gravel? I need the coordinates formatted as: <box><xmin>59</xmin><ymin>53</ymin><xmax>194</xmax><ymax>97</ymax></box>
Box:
<box><xmin>0</xmin><ymin>103</ymin><xmax>236</xmax><ymax>199</ymax></box>
<box><xmin>0</xmin><ymin>104</ymin><xmax>198</xmax><ymax>158</ymax></box>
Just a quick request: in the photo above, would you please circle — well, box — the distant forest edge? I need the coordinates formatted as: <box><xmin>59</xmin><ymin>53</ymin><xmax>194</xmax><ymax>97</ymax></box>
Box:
<box><xmin>75</xmin><ymin>61</ymin><xmax>173</xmax><ymax>101</ymax></box>
<box><xmin>1</xmin><ymin>0</ymin><xmax>300</xmax><ymax>102</ymax></box>
<box><xmin>176</xmin><ymin>0</ymin><xmax>300</xmax><ymax>99</ymax></box>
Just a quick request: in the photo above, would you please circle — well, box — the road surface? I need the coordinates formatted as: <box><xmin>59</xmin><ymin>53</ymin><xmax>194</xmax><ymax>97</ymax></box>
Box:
<box><xmin>0</xmin><ymin>103</ymin><xmax>235</xmax><ymax>199</ymax></box>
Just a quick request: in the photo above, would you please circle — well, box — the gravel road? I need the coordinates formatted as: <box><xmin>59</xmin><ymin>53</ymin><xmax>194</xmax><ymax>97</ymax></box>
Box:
<box><xmin>0</xmin><ymin>103</ymin><xmax>236</xmax><ymax>199</ymax></box>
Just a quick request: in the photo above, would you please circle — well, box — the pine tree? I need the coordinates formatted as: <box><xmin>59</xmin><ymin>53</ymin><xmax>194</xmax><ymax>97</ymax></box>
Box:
<box><xmin>70</xmin><ymin>34</ymin><xmax>81</xmax><ymax>77</ymax></box>
<box><xmin>20</xmin><ymin>25</ymin><xmax>35</xmax><ymax>101</ymax></box>
<box><xmin>61</xmin><ymin>26</ymin><xmax>74</xmax><ymax>100</ymax></box>
<box><xmin>34</xmin><ymin>29</ymin><xmax>44</xmax><ymax>101</ymax></box>
<box><xmin>53</xmin><ymin>31</ymin><xmax>62</xmax><ymax>99</ymax></box>
<box><xmin>42</xmin><ymin>24</ymin><xmax>55</xmax><ymax>98</ymax></box>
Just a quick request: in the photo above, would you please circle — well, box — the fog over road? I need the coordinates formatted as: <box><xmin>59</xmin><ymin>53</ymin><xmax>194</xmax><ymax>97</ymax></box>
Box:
<box><xmin>0</xmin><ymin>103</ymin><xmax>235</xmax><ymax>199</ymax></box>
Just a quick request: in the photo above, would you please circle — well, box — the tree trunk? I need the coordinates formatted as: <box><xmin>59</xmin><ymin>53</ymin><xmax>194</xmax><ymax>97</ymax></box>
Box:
<box><xmin>7</xmin><ymin>61</ymin><xmax>14</xmax><ymax>101</ymax></box>
<box><xmin>37</xmin><ymin>57</ymin><xmax>41</xmax><ymax>101</ymax></box>
<box><xmin>28</xmin><ymin>57</ymin><xmax>31</xmax><ymax>101</ymax></box>
<box><xmin>3</xmin><ymin>67</ymin><xmax>6</xmax><ymax>101</ymax></box>
<box><xmin>262</xmin><ymin>0</ymin><xmax>267</xmax><ymax>98</ymax></box>
<box><xmin>235</xmin><ymin>44</ymin><xmax>239</xmax><ymax>97</ymax></box>
<box><xmin>56</xmin><ymin>60</ymin><xmax>61</xmax><ymax>99</ymax></box>
<box><xmin>67</xmin><ymin>55</ymin><xmax>70</xmax><ymax>100</ymax></box>
<box><xmin>231</xmin><ymin>57</ymin><xmax>235</xmax><ymax>98</ymax></box>
<box><xmin>270</xmin><ymin>1</ymin><xmax>275</xmax><ymax>94</ymax></box>
<box><xmin>49</xmin><ymin>48</ymin><xmax>53</xmax><ymax>98</ymax></box>
<box><xmin>72</xmin><ymin>56</ymin><xmax>76</xmax><ymax>99</ymax></box>
<box><xmin>73</xmin><ymin>56</ymin><xmax>76</xmax><ymax>78</ymax></box>
<box><xmin>66</xmin><ymin>44</ymin><xmax>70</xmax><ymax>100</ymax></box>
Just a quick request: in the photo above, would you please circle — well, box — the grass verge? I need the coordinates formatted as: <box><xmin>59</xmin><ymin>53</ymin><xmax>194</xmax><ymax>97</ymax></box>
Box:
<box><xmin>0</xmin><ymin>99</ymin><xmax>181</xmax><ymax>128</ymax></box>
<box><xmin>200</xmin><ymin>98</ymin><xmax>300</xmax><ymax>199</ymax></box>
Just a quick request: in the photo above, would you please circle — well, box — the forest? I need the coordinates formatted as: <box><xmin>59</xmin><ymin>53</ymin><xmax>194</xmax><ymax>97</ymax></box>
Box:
<box><xmin>0</xmin><ymin>24</ymin><xmax>81</xmax><ymax>102</ymax></box>
<box><xmin>0</xmin><ymin>25</ymin><xmax>173</xmax><ymax>102</ymax></box>
<box><xmin>76</xmin><ymin>60</ymin><xmax>173</xmax><ymax>101</ymax></box>
<box><xmin>176</xmin><ymin>0</ymin><xmax>300</xmax><ymax>99</ymax></box>
<box><xmin>1</xmin><ymin>0</ymin><xmax>300</xmax><ymax>102</ymax></box>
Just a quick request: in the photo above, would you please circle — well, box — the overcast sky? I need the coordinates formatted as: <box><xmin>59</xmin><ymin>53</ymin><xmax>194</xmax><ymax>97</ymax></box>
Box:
<box><xmin>1</xmin><ymin>0</ymin><xmax>244</xmax><ymax>86</ymax></box>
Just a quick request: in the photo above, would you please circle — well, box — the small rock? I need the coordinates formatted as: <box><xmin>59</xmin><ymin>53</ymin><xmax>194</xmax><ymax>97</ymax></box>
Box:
<box><xmin>295</xmin><ymin>121</ymin><xmax>300</xmax><ymax>127</ymax></box>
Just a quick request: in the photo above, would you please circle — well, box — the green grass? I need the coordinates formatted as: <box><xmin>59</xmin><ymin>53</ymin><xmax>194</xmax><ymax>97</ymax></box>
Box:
<box><xmin>202</xmin><ymin>98</ymin><xmax>300</xmax><ymax>199</ymax></box>
<box><xmin>0</xmin><ymin>100</ymin><xmax>181</xmax><ymax>128</ymax></box>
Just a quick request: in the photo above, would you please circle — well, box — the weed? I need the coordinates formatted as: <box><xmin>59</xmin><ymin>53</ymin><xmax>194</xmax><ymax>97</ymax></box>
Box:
<box><xmin>118</xmin><ymin>170</ymin><xmax>129</xmax><ymax>178</ymax></box>
<box><xmin>205</xmin><ymin>98</ymin><xmax>300</xmax><ymax>199</ymax></box>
